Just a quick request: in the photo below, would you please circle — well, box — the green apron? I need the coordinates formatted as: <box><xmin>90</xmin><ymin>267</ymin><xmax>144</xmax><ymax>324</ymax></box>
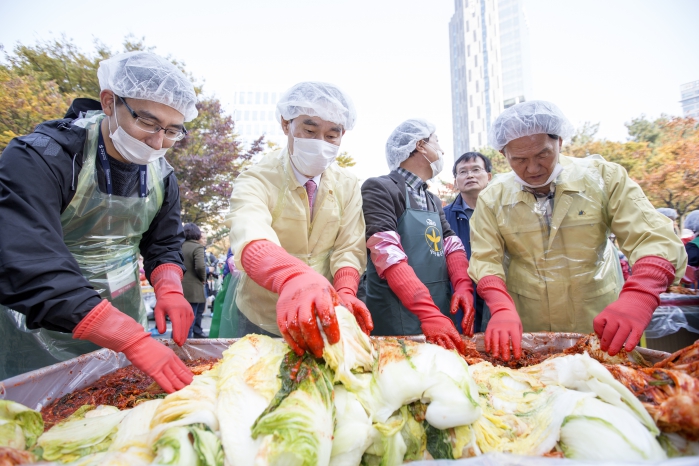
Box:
<box><xmin>365</xmin><ymin>183</ymin><xmax>454</xmax><ymax>335</ymax></box>
<box><xmin>0</xmin><ymin>112</ymin><xmax>164</xmax><ymax>380</ymax></box>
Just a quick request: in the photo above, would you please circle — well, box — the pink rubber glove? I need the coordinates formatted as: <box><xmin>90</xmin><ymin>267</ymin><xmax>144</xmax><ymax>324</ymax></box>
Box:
<box><xmin>479</xmin><ymin>275</ymin><xmax>522</xmax><ymax>361</ymax></box>
<box><xmin>333</xmin><ymin>267</ymin><xmax>374</xmax><ymax>335</ymax></box>
<box><xmin>151</xmin><ymin>264</ymin><xmax>193</xmax><ymax>346</ymax></box>
<box><xmin>74</xmin><ymin>299</ymin><xmax>193</xmax><ymax>393</ymax></box>
<box><xmin>446</xmin><ymin>250</ymin><xmax>476</xmax><ymax>337</ymax></box>
<box><xmin>384</xmin><ymin>260</ymin><xmax>465</xmax><ymax>354</ymax></box>
<box><xmin>594</xmin><ymin>256</ymin><xmax>675</xmax><ymax>355</ymax></box>
<box><xmin>242</xmin><ymin>240</ymin><xmax>340</xmax><ymax>358</ymax></box>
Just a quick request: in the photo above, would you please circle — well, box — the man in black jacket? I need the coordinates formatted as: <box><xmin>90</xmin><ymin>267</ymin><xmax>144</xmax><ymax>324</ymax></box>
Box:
<box><xmin>0</xmin><ymin>51</ymin><xmax>197</xmax><ymax>392</ymax></box>
<box><xmin>361</xmin><ymin>119</ymin><xmax>475</xmax><ymax>354</ymax></box>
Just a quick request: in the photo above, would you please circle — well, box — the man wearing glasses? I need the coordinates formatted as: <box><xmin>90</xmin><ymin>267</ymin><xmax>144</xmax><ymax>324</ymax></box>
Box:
<box><xmin>443</xmin><ymin>152</ymin><xmax>493</xmax><ymax>334</ymax></box>
<box><xmin>0</xmin><ymin>52</ymin><xmax>197</xmax><ymax>392</ymax></box>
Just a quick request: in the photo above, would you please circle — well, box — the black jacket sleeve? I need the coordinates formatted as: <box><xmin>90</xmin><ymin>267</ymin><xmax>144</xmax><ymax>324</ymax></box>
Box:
<box><xmin>140</xmin><ymin>171</ymin><xmax>186</xmax><ymax>282</ymax></box>
<box><xmin>361</xmin><ymin>176</ymin><xmax>401</xmax><ymax>241</ymax></box>
<box><xmin>686</xmin><ymin>242</ymin><xmax>699</xmax><ymax>267</ymax></box>
<box><xmin>0</xmin><ymin>132</ymin><xmax>101</xmax><ymax>332</ymax></box>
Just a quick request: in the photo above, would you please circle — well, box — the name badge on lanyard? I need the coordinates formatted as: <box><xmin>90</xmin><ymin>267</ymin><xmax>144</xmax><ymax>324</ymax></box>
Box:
<box><xmin>97</xmin><ymin>130</ymin><xmax>148</xmax><ymax>198</ymax></box>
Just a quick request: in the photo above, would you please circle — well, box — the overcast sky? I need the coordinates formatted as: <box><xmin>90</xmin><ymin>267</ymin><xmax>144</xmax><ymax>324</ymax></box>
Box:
<box><xmin>1</xmin><ymin>0</ymin><xmax>697</xmax><ymax>182</ymax></box>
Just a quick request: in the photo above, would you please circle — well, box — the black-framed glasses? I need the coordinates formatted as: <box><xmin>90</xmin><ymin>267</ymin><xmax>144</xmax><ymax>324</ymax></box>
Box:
<box><xmin>116</xmin><ymin>95</ymin><xmax>187</xmax><ymax>141</ymax></box>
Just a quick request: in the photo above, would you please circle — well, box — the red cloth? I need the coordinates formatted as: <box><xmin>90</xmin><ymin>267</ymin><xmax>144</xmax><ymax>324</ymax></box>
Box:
<box><xmin>384</xmin><ymin>261</ymin><xmax>465</xmax><ymax>354</ymax></box>
<box><xmin>151</xmin><ymin>263</ymin><xmax>193</xmax><ymax>346</ymax></box>
<box><xmin>446</xmin><ymin>250</ymin><xmax>475</xmax><ymax>336</ymax></box>
<box><xmin>73</xmin><ymin>299</ymin><xmax>193</xmax><ymax>393</ymax></box>
<box><xmin>478</xmin><ymin>275</ymin><xmax>522</xmax><ymax>361</ymax></box>
<box><xmin>333</xmin><ymin>267</ymin><xmax>374</xmax><ymax>335</ymax></box>
<box><xmin>305</xmin><ymin>180</ymin><xmax>317</xmax><ymax>216</ymax></box>
<box><xmin>594</xmin><ymin>256</ymin><xmax>675</xmax><ymax>355</ymax></box>
<box><xmin>241</xmin><ymin>240</ymin><xmax>340</xmax><ymax>357</ymax></box>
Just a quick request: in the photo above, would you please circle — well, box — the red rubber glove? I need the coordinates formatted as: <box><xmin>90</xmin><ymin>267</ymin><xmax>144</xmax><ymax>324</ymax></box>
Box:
<box><xmin>73</xmin><ymin>299</ymin><xmax>193</xmax><ymax>393</ymax></box>
<box><xmin>384</xmin><ymin>260</ymin><xmax>465</xmax><ymax>354</ymax></box>
<box><xmin>333</xmin><ymin>267</ymin><xmax>374</xmax><ymax>335</ymax></box>
<box><xmin>446</xmin><ymin>250</ymin><xmax>476</xmax><ymax>337</ymax></box>
<box><xmin>594</xmin><ymin>256</ymin><xmax>675</xmax><ymax>355</ymax></box>
<box><xmin>479</xmin><ymin>275</ymin><xmax>522</xmax><ymax>361</ymax></box>
<box><xmin>242</xmin><ymin>240</ymin><xmax>341</xmax><ymax>358</ymax></box>
<box><xmin>151</xmin><ymin>264</ymin><xmax>194</xmax><ymax>346</ymax></box>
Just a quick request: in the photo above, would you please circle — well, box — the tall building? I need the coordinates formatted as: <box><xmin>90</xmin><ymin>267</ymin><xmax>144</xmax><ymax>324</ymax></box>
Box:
<box><xmin>231</xmin><ymin>90</ymin><xmax>287</xmax><ymax>147</ymax></box>
<box><xmin>680</xmin><ymin>80</ymin><xmax>699</xmax><ymax>119</ymax></box>
<box><xmin>449</xmin><ymin>0</ymin><xmax>533</xmax><ymax>154</ymax></box>
<box><xmin>449</xmin><ymin>0</ymin><xmax>504</xmax><ymax>155</ymax></box>
<box><xmin>498</xmin><ymin>0</ymin><xmax>533</xmax><ymax>109</ymax></box>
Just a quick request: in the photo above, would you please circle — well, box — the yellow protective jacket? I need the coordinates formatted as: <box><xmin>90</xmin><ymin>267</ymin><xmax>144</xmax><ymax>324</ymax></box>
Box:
<box><xmin>226</xmin><ymin>147</ymin><xmax>367</xmax><ymax>335</ymax></box>
<box><xmin>469</xmin><ymin>154</ymin><xmax>687</xmax><ymax>333</ymax></box>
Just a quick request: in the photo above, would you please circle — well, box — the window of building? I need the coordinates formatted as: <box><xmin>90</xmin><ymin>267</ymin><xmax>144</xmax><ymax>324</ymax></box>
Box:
<box><xmin>272</xmin><ymin>92</ymin><xmax>277</xmax><ymax>102</ymax></box>
<box><xmin>255</xmin><ymin>92</ymin><xmax>261</xmax><ymax>104</ymax></box>
<box><xmin>477</xmin><ymin>106</ymin><xmax>481</xmax><ymax>119</ymax></box>
<box><xmin>470</xmin><ymin>95</ymin><xmax>473</xmax><ymax>107</ymax></box>
<box><xmin>467</xmin><ymin>44</ymin><xmax>470</xmax><ymax>56</ymax></box>
<box><xmin>252</xmin><ymin>111</ymin><xmax>258</xmax><ymax>121</ymax></box>
<box><xmin>471</xmin><ymin>121</ymin><xmax>474</xmax><ymax>133</ymax></box>
<box><xmin>244</xmin><ymin>110</ymin><xmax>250</xmax><ymax>120</ymax></box>
<box><xmin>468</xmin><ymin>70</ymin><xmax>471</xmax><ymax>82</ymax></box>
<box><xmin>238</xmin><ymin>93</ymin><xmax>244</xmax><ymax>104</ymax></box>
<box><xmin>466</xmin><ymin>20</ymin><xmax>469</xmax><ymax>32</ymax></box>
<box><xmin>247</xmin><ymin>92</ymin><xmax>253</xmax><ymax>104</ymax></box>
<box><xmin>269</xmin><ymin>110</ymin><xmax>274</xmax><ymax>120</ymax></box>
<box><xmin>264</xmin><ymin>92</ymin><xmax>269</xmax><ymax>104</ymax></box>
<box><xmin>476</xmin><ymin>80</ymin><xmax>479</xmax><ymax>92</ymax></box>
<box><xmin>475</xmin><ymin>55</ymin><xmax>478</xmax><ymax>67</ymax></box>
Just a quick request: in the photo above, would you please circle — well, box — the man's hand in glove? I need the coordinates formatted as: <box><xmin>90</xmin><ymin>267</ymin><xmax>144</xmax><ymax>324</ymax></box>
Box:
<box><xmin>241</xmin><ymin>240</ymin><xmax>341</xmax><ymax>358</ymax></box>
<box><xmin>74</xmin><ymin>300</ymin><xmax>193</xmax><ymax>393</ymax></box>
<box><xmin>479</xmin><ymin>275</ymin><xmax>522</xmax><ymax>361</ymax></box>
<box><xmin>594</xmin><ymin>256</ymin><xmax>675</xmax><ymax>355</ymax></box>
<box><xmin>384</xmin><ymin>260</ymin><xmax>465</xmax><ymax>354</ymax></box>
<box><xmin>334</xmin><ymin>267</ymin><xmax>374</xmax><ymax>335</ymax></box>
<box><xmin>151</xmin><ymin>263</ymin><xmax>193</xmax><ymax>346</ymax></box>
<box><xmin>446</xmin><ymin>249</ymin><xmax>476</xmax><ymax>337</ymax></box>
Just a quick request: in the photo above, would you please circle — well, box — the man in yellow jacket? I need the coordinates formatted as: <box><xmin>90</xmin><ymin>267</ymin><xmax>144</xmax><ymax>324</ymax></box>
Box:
<box><xmin>469</xmin><ymin>101</ymin><xmax>687</xmax><ymax>360</ymax></box>
<box><xmin>224</xmin><ymin>82</ymin><xmax>371</xmax><ymax>357</ymax></box>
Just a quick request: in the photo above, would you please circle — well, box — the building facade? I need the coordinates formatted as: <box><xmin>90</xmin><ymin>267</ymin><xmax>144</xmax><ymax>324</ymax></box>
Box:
<box><xmin>231</xmin><ymin>90</ymin><xmax>287</xmax><ymax>147</ymax></box>
<box><xmin>498</xmin><ymin>0</ymin><xmax>533</xmax><ymax>109</ymax></box>
<box><xmin>449</xmin><ymin>0</ymin><xmax>504</xmax><ymax>155</ymax></box>
<box><xmin>449</xmin><ymin>0</ymin><xmax>531</xmax><ymax>154</ymax></box>
<box><xmin>680</xmin><ymin>81</ymin><xmax>699</xmax><ymax>119</ymax></box>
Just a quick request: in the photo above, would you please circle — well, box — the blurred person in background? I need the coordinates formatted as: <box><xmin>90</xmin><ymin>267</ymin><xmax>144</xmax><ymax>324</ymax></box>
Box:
<box><xmin>0</xmin><ymin>52</ymin><xmax>197</xmax><ymax>390</ymax></box>
<box><xmin>224</xmin><ymin>82</ymin><xmax>371</xmax><ymax>358</ymax></box>
<box><xmin>182</xmin><ymin>223</ymin><xmax>207</xmax><ymax>339</ymax></box>
<box><xmin>443</xmin><ymin>151</ymin><xmax>493</xmax><ymax>333</ymax></box>
<box><xmin>469</xmin><ymin>100</ymin><xmax>687</xmax><ymax>361</ymax></box>
<box><xmin>361</xmin><ymin>119</ymin><xmax>474</xmax><ymax>354</ymax></box>
<box><xmin>684</xmin><ymin>211</ymin><xmax>699</xmax><ymax>267</ymax></box>
<box><xmin>656</xmin><ymin>208</ymin><xmax>680</xmax><ymax>235</ymax></box>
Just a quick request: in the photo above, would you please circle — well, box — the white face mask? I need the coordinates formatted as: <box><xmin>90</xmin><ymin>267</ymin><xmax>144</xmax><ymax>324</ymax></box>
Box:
<box><xmin>290</xmin><ymin>137</ymin><xmax>340</xmax><ymax>177</ymax></box>
<box><xmin>514</xmin><ymin>162</ymin><xmax>564</xmax><ymax>188</ymax></box>
<box><xmin>108</xmin><ymin>111</ymin><xmax>169</xmax><ymax>165</ymax></box>
<box><xmin>424</xmin><ymin>143</ymin><xmax>444</xmax><ymax>179</ymax></box>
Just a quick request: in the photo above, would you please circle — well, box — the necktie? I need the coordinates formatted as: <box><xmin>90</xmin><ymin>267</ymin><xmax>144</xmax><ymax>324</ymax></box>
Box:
<box><xmin>305</xmin><ymin>180</ymin><xmax>317</xmax><ymax>216</ymax></box>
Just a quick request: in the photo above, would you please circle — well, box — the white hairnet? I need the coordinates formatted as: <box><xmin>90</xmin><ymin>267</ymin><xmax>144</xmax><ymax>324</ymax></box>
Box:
<box><xmin>98</xmin><ymin>51</ymin><xmax>198</xmax><ymax>122</ymax></box>
<box><xmin>685</xmin><ymin>210</ymin><xmax>699</xmax><ymax>233</ymax></box>
<box><xmin>276</xmin><ymin>81</ymin><xmax>356</xmax><ymax>130</ymax></box>
<box><xmin>656</xmin><ymin>208</ymin><xmax>678</xmax><ymax>220</ymax></box>
<box><xmin>489</xmin><ymin>100</ymin><xmax>574</xmax><ymax>150</ymax></box>
<box><xmin>385</xmin><ymin>119</ymin><xmax>436</xmax><ymax>171</ymax></box>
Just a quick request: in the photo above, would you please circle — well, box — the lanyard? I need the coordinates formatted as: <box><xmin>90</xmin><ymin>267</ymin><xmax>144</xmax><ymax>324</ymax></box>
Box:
<box><xmin>97</xmin><ymin>130</ymin><xmax>148</xmax><ymax>197</ymax></box>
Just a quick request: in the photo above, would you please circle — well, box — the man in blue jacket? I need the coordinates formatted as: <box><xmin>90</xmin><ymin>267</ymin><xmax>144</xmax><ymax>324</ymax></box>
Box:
<box><xmin>444</xmin><ymin>152</ymin><xmax>492</xmax><ymax>332</ymax></box>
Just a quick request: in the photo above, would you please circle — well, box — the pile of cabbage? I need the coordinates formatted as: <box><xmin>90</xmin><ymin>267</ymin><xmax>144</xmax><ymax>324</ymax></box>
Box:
<box><xmin>1</xmin><ymin>307</ymin><xmax>693</xmax><ymax>465</ymax></box>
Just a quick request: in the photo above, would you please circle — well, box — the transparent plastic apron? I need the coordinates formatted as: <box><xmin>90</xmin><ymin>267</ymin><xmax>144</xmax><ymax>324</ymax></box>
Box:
<box><xmin>365</xmin><ymin>185</ymin><xmax>455</xmax><ymax>336</ymax></box>
<box><xmin>218</xmin><ymin>151</ymin><xmax>342</xmax><ymax>337</ymax></box>
<box><xmin>0</xmin><ymin>112</ymin><xmax>164</xmax><ymax>379</ymax></box>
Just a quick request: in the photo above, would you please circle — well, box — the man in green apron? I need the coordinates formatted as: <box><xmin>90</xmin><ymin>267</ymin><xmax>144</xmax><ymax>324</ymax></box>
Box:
<box><xmin>0</xmin><ymin>52</ymin><xmax>197</xmax><ymax>392</ymax></box>
<box><xmin>361</xmin><ymin>119</ymin><xmax>475</xmax><ymax>353</ymax></box>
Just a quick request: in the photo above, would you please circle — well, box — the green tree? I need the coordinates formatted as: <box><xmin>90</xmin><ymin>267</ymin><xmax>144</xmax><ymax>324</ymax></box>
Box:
<box><xmin>625</xmin><ymin>115</ymin><xmax>668</xmax><ymax>147</ymax></box>
<box><xmin>476</xmin><ymin>146</ymin><xmax>510</xmax><ymax>175</ymax></box>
